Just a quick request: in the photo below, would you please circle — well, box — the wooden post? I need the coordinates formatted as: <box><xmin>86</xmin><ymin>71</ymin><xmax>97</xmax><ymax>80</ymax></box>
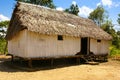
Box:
<box><xmin>11</xmin><ymin>55</ymin><xmax>14</xmax><ymax>62</ymax></box>
<box><xmin>76</xmin><ymin>57</ymin><xmax>80</xmax><ymax>64</ymax></box>
<box><xmin>28</xmin><ymin>59</ymin><xmax>32</xmax><ymax>68</ymax></box>
<box><xmin>51</xmin><ymin>59</ymin><xmax>54</xmax><ymax>67</ymax></box>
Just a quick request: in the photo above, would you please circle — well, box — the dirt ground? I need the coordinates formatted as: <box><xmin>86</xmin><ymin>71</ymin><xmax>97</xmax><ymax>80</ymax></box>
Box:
<box><xmin>0</xmin><ymin>55</ymin><xmax>120</xmax><ymax>80</ymax></box>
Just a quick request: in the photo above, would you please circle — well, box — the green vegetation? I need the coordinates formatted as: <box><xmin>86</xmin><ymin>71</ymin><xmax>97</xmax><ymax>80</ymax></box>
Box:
<box><xmin>88</xmin><ymin>6</ymin><xmax>107</xmax><ymax>27</ymax></box>
<box><xmin>110</xmin><ymin>46</ymin><xmax>120</xmax><ymax>57</ymax></box>
<box><xmin>0</xmin><ymin>21</ymin><xmax>9</xmax><ymax>54</ymax></box>
<box><xmin>64</xmin><ymin>4</ymin><xmax>79</xmax><ymax>16</ymax></box>
<box><xmin>0</xmin><ymin>39</ymin><xmax>7</xmax><ymax>54</ymax></box>
<box><xmin>117</xmin><ymin>14</ymin><xmax>120</xmax><ymax>25</ymax></box>
<box><xmin>16</xmin><ymin>0</ymin><xmax>56</xmax><ymax>9</ymax></box>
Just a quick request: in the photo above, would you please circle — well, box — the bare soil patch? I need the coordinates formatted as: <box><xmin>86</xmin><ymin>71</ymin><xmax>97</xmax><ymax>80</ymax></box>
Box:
<box><xmin>0</xmin><ymin>55</ymin><xmax>120</xmax><ymax>80</ymax></box>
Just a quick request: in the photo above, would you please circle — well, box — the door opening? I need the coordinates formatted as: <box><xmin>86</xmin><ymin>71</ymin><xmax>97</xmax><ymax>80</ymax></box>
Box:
<box><xmin>80</xmin><ymin>37</ymin><xmax>89</xmax><ymax>55</ymax></box>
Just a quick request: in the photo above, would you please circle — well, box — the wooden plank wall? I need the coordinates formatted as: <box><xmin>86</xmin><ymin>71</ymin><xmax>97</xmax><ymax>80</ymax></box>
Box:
<box><xmin>27</xmin><ymin>31</ymin><xmax>80</xmax><ymax>58</ymax></box>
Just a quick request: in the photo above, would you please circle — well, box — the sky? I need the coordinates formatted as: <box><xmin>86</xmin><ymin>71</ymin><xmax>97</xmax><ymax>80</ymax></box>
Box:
<box><xmin>0</xmin><ymin>0</ymin><xmax>120</xmax><ymax>29</ymax></box>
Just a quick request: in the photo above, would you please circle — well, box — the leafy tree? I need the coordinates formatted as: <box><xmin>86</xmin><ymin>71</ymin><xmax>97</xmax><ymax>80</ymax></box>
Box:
<box><xmin>115</xmin><ymin>30</ymin><xmax>120</xmax><ymax>49</ymax></box>
<box><xmin>101</xmin><ymin>20</ymin><xmax>115</xmax><ymax>36</ymax></box>
<box><xmin>88</xmin><ymin>6</ymin><xmax>107</xmax><ymax>27</ymax></box>
<box><xmin>117</xmin><ymin>31</ymin><xmax>120</xmax><ymax>36</ymax></box>
<box><xmin>0</xmin><ymin>21</ymin><xmax>9</xmax><ymax>38</ymax></box>
<box><xmin>114</xmin><ymin>14</ymin><xmax>120</xmax><ymax>49</ymax></box>
<box><xmin>112</xmin><ymin>36</ymin><xmax>120</xmax><ymax>49</ymax></box>
<box><xmin>101</xmin><ymin>20</ymin><xmax>120</xmax><ymax>49</ymax></box>
<box><xmin>16</xmin><ymin>0</ymin><xmax>56</xmax><ymax>9</ymax></box>
<box><xmin>0</xmin><ymin>21</ymin><xmax>9</xmax><ymax>27</ymax></box>
<box><xmin>65</xmin><ymin>4</ymin><xmax>79</xmax><ymax>16</ymax></box>
<box><xmin>0</xmin><ymin>21</ymin><xmax>9</xmax><ymax>54</ymax></box>
<box><xmin>88</xmin><ymin>6</ymin><xmax>120</xmax><ymax>49</ymax></box>
<box><xmin>117</xmin><ymin>14</ymin><xmax>120</xmax><ymax>25</ymax></box>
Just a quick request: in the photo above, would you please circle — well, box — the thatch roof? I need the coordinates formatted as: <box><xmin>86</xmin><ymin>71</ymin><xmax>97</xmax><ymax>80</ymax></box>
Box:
<box><xmin>6</xmin><ymin>2</ymin><xmax>112</xmax><ymax>40</ymax></box>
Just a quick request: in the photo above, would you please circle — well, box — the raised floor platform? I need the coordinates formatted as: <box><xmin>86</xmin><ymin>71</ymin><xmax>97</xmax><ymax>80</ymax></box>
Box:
<box><xmin>6</xmin><ymin>54</ymin><xmax>108</xmax><ymax>68</ymax></box>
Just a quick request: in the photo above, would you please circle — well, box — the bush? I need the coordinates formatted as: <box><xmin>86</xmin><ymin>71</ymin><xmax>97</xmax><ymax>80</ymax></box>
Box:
<box><xmin>0</xmin><ymin>38</ymin><xmax>7</xmax><ymax>54</ymax></box>
<box><xmin>109</xmin><ymin>45</ymin><xmax>120</xmax><ymax>57</ymax></box>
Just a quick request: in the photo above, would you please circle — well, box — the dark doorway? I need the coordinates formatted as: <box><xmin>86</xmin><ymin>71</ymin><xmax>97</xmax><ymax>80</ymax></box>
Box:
<box><xmin>81</xmin><ymin>37</ymin><xmax>88</xmax><ymax>55</ymax></box>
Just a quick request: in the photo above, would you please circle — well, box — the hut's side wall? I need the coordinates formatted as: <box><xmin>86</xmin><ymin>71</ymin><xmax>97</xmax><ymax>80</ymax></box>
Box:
<box><xmin>90</xmin><ymin>38</ymin><xmax>110</xmax><ymax>55</ymax></box>
<box><xmin>8</xmin><ymin>30</ymin><xmax>27</xmax><ymax>57</ymax></box>
<box><xmin>26</xmin><ymin>31</ymin><xmax>80</xmax><ymax>58</ymax></box>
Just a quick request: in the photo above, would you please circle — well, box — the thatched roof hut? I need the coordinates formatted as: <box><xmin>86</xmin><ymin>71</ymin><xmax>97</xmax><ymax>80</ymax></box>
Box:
<box><xmin>6</xmin><ymin>2</ymin><xmax>112</xmax><ymax>41</ymax></box>
<box><xmin>6</xmin><ymin>2</ymin><xmax>112</xmax><ymax>61</ymax></box>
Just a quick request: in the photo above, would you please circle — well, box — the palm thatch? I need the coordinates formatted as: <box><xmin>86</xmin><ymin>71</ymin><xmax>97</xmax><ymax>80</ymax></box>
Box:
<box><xmin>6</xmin><ymin>2</ymin><xmax>112</xmax><ymax>40</ymax></box>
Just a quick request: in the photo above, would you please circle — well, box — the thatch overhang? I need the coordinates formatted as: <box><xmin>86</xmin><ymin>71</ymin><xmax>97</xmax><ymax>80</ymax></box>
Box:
<box><xmin>6</xmin><ymin>2</ymin><xmax>112</xmax><ymax>40</ymax></box>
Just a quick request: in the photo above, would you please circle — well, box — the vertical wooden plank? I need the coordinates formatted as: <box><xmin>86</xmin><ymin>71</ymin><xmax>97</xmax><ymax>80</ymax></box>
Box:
<box><xmin>51</xmin><ymin>59</ymin><xmax>54</xmax><ymax>67</ymax></box>
<box><xmin>11</xmin><ymin>55</ymin><xmax>14</xmax><ymax>62</ymax></box>
<box><xmin>76</xmin><ymin>57</ymin><xmax>80</xmax><ymax>64</ymax></box>
<box><xmin>28</xmin><ymin>59</ymin><xmax>32</xmax><ymax>68</ymax></box>
<box><xmin>26</xmin><ymin>32</ymin><xmax>81</xmax><ymax>58</ymax></box>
